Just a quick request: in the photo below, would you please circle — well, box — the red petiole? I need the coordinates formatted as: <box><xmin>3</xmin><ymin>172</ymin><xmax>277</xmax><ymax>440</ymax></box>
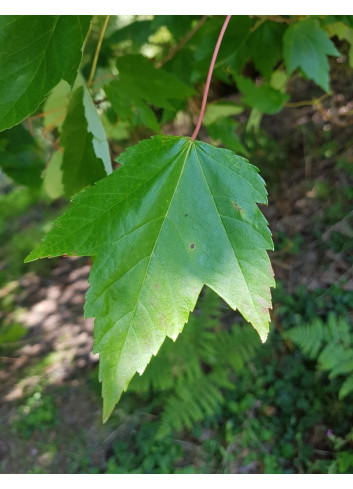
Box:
<box><xmin>191</xmin><ymin>15</ymin><xmax>232</xmax><ymax>141</ymax></box>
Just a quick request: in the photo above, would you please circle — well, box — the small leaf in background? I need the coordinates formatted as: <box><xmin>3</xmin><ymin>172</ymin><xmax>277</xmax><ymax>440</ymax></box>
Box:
<box><xmin>206</xmin><ymin>118</ymin><xmax>248</xmax><ymax>156</ymax></box>
<box><xmin>101</xmin><ymin>110</ymin><xmax>131</xmax><ymax>142</ymax></box>
<box><xmin>105</xmin><ymin>55</ymin><xmax>194</xmax><ymax>133</ymax></box>
<box><xmin>0</xmin><ymin>124</ymin><xmax>45</xmax><ymax>187</ymax></box>
<box><xmin>106</xmin><ymin>19</ymin><xmax>152</xmax><ymax>50</ymax></box>
<box><xmin>247</xmin><ymin>21</ymin><xmax>287</xmax><ymax>79</ymax></box>
<box><xmin>116</xmin><ymin>55</ymin><xmax>195</xmax><ymax>110</ymax></box>
<box><xmin>283</xmin><ymin>18</ymin><xmax>340</xmax><ymax>92</ymax></box>
<box><xmin>26</xmin><ymin>135</ymin><xmax>274</xmax><ymax>421</ymax></box>
<box><xmin>43</xmin><ymin>151</ymin><xmax>64</xmax><ymax>200</ymax></box>
<box><xmin>0</xmin><ymin>16</ymin><xmax>92</xmax><ymax>131</ymax></box>
<box><xmin>60</xmin><ymin>86</ymin><xmax>112</xmax><ymax>197</ymax></box>
<box><xmin>43</xmin><ymin>80</ymin><xmax>72</xmax><ymax>133</ymax></box>
<box><xmin>105</xmin><ymin>80</ymin><xmax>160</xmax><ymax>132</ymax></box>
<box><xmin>234</xmin><ymin>75</ymin><xmax>289</xmax><ymax>115</ymax></box>
<box><xmin>325</xmin><ymin>21</ymin><xmax>353</xmax><ymax>68</ymax></box>
<box><xmin>42</xmin><ymin>73</ymin><xmax>85</xmax><ymax>142</ymax></box>
<box><xmin>203</xmin><ymin>102</ymin><xmax>244</xmax><ymax>126</ymax></box>
<box><xmin>269</xmin><ymin>69</ymin><xmax>289</xmax><ymax>92</ymax></box>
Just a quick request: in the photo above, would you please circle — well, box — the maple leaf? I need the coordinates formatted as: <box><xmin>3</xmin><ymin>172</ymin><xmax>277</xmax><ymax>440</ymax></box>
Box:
<box><xmin>283</xmin><ymin>18</ymin><xmax>340</xmax><ymax>92</ymax></box>
<box><xmin>26</xmin><ymin>136</ymin><xmax>274</xmax><ymax>421</ymax></box>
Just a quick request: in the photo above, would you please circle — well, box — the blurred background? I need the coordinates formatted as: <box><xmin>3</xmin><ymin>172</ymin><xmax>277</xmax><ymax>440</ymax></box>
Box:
<box><xmin>0</xmin><ymin>15</ymin><xmax>353</xmax><ymax>473</ymax></box>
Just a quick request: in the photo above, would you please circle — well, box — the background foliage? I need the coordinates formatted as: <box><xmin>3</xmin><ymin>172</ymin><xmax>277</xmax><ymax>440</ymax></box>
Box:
<box><xmin>0</xmin><ymin>14</ymin><xmax>353</xmax><ymax>474</ymax></box>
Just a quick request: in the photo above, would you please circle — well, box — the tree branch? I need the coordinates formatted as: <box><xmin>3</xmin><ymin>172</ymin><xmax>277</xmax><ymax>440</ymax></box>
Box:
<box><xmin>156</xmin><ymin>16</ymin><xmax>208</xmax><ymax>69</ymax></box>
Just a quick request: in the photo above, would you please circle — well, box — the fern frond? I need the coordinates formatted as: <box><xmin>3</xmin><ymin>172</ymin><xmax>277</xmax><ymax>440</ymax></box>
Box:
<box><xmin>319</xmin><ymin>343</ymin><xmax>348</xmax><ymax>372</ymax></box>
<box><xmin>287</xmin><ymin>315</ymin><xmax>353</xmax><ymax>402</ymax></box>
<box><xmin>325</xmin><ymin>314</ymin><xmax>351</xmax><ymax>346</ymax></box>
<box><xmin>329</xmin><ymin>356</ymin><xmax>353</xmax><ymax>379</ymax></box>
<box><xmin>286</xmin><ymin>318</ymin><xmax>325</xmax><ymax>359</ymax></box>
<box><xmin>339</xmin><ymin>373</ymin><xmax>353</xmax><ymax>400</ymax></box>
<box><xmin>157</xmin><ymin>375</ymin><xmax>225</xmax><ymax>438</ymax></box>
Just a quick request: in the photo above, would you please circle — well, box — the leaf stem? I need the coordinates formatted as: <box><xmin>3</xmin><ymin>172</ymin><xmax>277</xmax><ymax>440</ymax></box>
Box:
<box><xmin>87</xmin><ymin>15</ymin><xmax>110</xmax><ymax>88</ymax></box>
<box><xmin>191</xmin><ymin>15</ymin><xmax>231</xmax><ymax>141</ymax></box>
<box><xmin>285</xmin><ymin>92</ymin><xmax>332</xmax><ymax>108</ymax></box>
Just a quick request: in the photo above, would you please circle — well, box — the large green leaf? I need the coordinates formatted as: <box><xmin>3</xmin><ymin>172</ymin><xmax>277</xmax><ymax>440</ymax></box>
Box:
<box><xmin>283</xmin><ymin>18</ymin><xmax>340</xmax><ymax>92</ymax></box>
<box><xmin>60</xmin><ymin>86</ymin><xmax>112</xmax><ymax>197</ymax></box>
<box><xmin>0</xmin><ymin>15</ymin><xmax>92</xmax><ymax>131</ymax></box>
<box><xmin>26</xmin><ymin>136</ymin><xmax>274</xmax><ymax>421</ymax></box>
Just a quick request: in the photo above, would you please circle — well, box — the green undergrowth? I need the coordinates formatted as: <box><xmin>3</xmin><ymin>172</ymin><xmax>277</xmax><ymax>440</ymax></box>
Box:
<box><xmin>0</xmin><ymin>184</ymin><xmax>65</xmax><ymax>288</ymax></box>
<box><xmin>78</xmin><ymin>282</ymin><xmax>353</xmax><ymax>474</ymax></box>
<box><xmin>3</xmin><ymin>123</ymin><xmax>353</xmax><ymax>474</ymax></box>
<box><xmin>11</xmin><ymin>389</ymin><xmax>58</xmax><ymax>440</ymax></box>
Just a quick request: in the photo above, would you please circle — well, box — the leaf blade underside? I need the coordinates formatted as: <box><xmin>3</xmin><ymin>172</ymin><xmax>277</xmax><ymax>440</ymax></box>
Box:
<box><xmin>26</xmin><ymin>135</ymin><xmax>274</xmax><ymax>421</ymax></box>
<box><xmin>60</xmin><ymin>85</ymin><xmax>112</xmax><ymax>197</ymax></box>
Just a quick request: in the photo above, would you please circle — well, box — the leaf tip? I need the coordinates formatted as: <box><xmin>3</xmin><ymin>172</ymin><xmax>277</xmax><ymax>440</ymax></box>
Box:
<box><xmin>260</xmin><ymin>330</ymin><xmax>268</xmax><ymax>344</ymax></box>
<box><xmin>102</xmin><ymin>400</ymin><xmax>114</xmax><ymax>424</ymax></box>
<box><xmin>24</xmin><ymin>251</ymin><xmax>36</xmax><ymax>263</ymax></box>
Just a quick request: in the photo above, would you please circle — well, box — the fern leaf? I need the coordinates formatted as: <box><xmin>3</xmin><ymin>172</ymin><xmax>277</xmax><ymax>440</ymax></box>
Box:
<box><xmin>339</xmin><ymin>373</ymin><xmax>353</xmax><ymax>400</ymax></box>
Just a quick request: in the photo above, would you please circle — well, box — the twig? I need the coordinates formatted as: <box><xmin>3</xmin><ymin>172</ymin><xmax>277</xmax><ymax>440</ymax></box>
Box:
<box><xmin>87</xmin><ymin>15</ymin><xmax>110</xmax><ymax>88</ymax></box>
<box><xmin>28</xmin><ymin>105</ymin><xmax>66</xmax><ymax>121</ymax></box>
<box><xmin>156</xmin><ymin>16</ymin><xmax>208</xmax><ymax>69</ymax></box>
<box><xmin>316</xmin><ymin>103</ymin><xmax>353</xmax><ymax>127</ymax></box>
<box><xmin>250</xmin><ymin>17</ymin><xmax>266</xmax><ymax>33</ymax></box>
<box><xmin>251</xmin><ymin>15</ymin><xmax>294</xmax><ymax>25</ymax></box>
<box><xmin>285</xmin><ymin>92</ymin><xmax>332</xmax><ymax>108</ymax></box>
<box><xmin>285</xmin><ymin>91</ymin><xmax>353</xmax><ymax>127</ymax></box>
<box><xmin>191</xmin><ymin>15</ymin><xmax>231</xmax><ymax>141</ymax></box>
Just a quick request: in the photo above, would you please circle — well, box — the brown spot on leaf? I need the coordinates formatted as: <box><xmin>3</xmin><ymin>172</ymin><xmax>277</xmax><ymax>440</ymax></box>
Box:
<box><xmin>190</xmin><ymin>243</ymin><xmax>195</xmax><ymax>250</ymax></box>
<box><xmin>233</xmin><ymin>201</ymin><xmax>245</xmax><ymax>213</ymax></box>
